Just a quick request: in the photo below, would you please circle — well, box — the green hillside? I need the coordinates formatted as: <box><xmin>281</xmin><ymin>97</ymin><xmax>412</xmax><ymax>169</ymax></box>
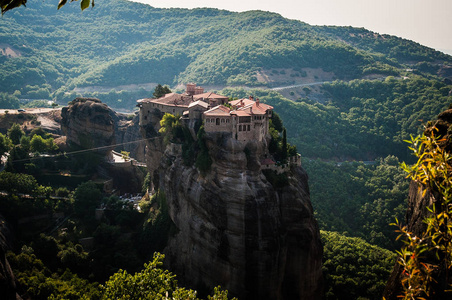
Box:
<box><xmin>1</xmin><ymin>0</ymin><xmax>450</xmax><ymax>96</ymax></box>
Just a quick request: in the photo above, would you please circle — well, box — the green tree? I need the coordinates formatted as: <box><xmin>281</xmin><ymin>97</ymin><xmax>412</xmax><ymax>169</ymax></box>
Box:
<box><xmin>0</xmin><ymin>132</ymin><xmax>12</xmax><ymax>157</ymax></box>
<box><xmin>30</xmin><ymin>135</ymin><xmax>58</xmax><ymax>153</ymax></box>
<box><xmin>30</xmin><ymin>134</ymin><xmax>47</xmax><ymax>153</ymax></box>
<box><xmin>7</xmin><ymin>123</ymin><xmax>24</xmax><ymax>145</ymax></box>
<box><xmin>19</xmin><ymin>135</ymin><xmax>30</xmax><ymax>152</ymax></box>
<box><xmin>73</xmin><ymin>181</ymin><xmax>101</xmax><ymax>218</ymax></box>
<box><xmin>271</xmin><ymin>112</ymin><xmax>284</xmax><ymax>133</ymax></box>
<box><xmin>153</xmin><ymin>84</ymin><xmax>172</xmax><ymax>99</ymax></box>
<box><xmin>102</xmin><ymin>252</ymin><xmax>235</xmax><ymax>300</ymax></box>
<box><xmin>159</xmin><ymin>113</ymin><xmax>181</xmax><ymax>145</ymax></box>
<box><xmin>0</xmin><ymin>171</ymin><xmax>39</xmax><ymax>194</ymax></box>
<box><xmin>282</xmin><ymin>128</ymin><xmax>288</xmax><ymax>160</ymax></box>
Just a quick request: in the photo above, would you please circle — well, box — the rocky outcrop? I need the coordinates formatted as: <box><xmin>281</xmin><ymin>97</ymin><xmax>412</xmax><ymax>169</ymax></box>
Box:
<box><xmin>61</xmin><ymin>98</ymin><xmax>148</xmax><ymax>162</ymax></box>
<box><xmin>61</xmin><ymin>98</ymin><xmax>117</xmax><ymax>150</ymax></box>
<box><xmin>154</xmin><ymin>132</ymin><xmax>323</xmax><ymax>299</ymax></box>
<box><xmin>115</xmin><ymin>113</ymin><xmax>147</xmax><ymax>162</ymax></box>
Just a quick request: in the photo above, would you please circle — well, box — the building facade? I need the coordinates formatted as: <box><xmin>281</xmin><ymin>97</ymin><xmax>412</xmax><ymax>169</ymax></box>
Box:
<box><xmin>203</xmin><ymin>96</ymin><xmax>273</xmax><ymax>142</ymax></box>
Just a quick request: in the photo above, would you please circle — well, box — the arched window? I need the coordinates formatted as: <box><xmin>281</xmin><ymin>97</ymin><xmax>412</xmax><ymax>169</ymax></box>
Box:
<box><xmin>221</xmin><ymin>119</ymin><xmax>225</xmax><ymax>123</ymax></box>
<box><xmin>216</xmin><ymin>118</ymin><xmax>220</xmax><ymax>125</ymax></box>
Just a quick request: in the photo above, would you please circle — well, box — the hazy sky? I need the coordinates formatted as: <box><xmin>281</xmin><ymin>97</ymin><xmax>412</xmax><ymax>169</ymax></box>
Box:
<box><xmin>132</xmin><ymin>0</ymin><xmax>452</xmax><ymax>55</ymax></box>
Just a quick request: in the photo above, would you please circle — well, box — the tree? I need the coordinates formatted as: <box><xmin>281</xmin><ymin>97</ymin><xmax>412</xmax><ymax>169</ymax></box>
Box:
<box><xmin>153</xmin><ymin>84</ymin><xmax>172</xmax><ymax>99</ymax></box>
<box><xmin>30</xmin><ymin>134</ymin><xmax>47</xmax><ymax>153</ymax></box>
<box><xmin>0</xmin><ymin>133</ymin><xmax>12</xmax><ymax>157</ymax></box>
<box><xmin>102</xmin><ymin>252</ymin><xmax>235</xmax><ymax>300</ymax></box>
<box><xmin>73</xmin><ymin>181</ymin><xmax>101</xmax><ymax>218</ymax></box>
<box><xmin>19</xmin><ymin>135</ymin><xmax>30</xmax><ymax>152</ymax></box>
<box><xmin>7</xmin><ymin>123</ymin><xmax>24</xmax><ymax>145</ymax></box>
<box><xmin>270</xmin><ymin>112</ymin><xmax>284</xmax><ymax>133</ymax></box>
<box><xmin>30</xmin><ymin>134</ymin><xmax>58</xmax><ymax>153</ymax></box>
<box><xmin>159</xmin><ymin>113</ymin><xmax>180</xmax><ymax>144</ymax></box>
<box><xmin>282</xmin><ymin>128</ymin><xmax>288</xmax><ymax>160</ymax></box>
<box><xmin>1</xmin><ymin>0</ymin><xmax>94</xmax><ymax>14</ymax></box>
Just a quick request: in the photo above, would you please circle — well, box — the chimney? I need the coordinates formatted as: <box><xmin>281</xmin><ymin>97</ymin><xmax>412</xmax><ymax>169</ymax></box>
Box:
<box><xmin>256</xmin><ymin>98</ymin><xmax>260</xmax><ymax>106</ymax></box>
<box><xmin>249</xmin><ymin>95</ymin><xmax>254</xmax><ymax>101</ymax></box>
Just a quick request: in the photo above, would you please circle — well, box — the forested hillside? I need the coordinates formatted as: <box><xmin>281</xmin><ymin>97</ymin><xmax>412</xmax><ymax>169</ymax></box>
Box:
<box><xmin>0</xmin><ymin>0</ymin><xmax>450</xmax><ymax>102</ymax></box>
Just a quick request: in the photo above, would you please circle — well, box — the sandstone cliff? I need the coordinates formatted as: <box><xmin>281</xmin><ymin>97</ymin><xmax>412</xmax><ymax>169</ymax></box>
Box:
<box><xmin>115</xmin><ymin>114</ymin><xmax>147</xmax><ymax>162</ymax></box>
<box><xmin>61</xmin><ymin>98</ymin><xmax>146</xmax><ymax>161</ymax></box>
<box><xmin>61</xmin><ymin>98</ymin><xmax>117</xmax><ymax>150</ymax></box>
<box><xmin>145</xmin><ymin>129</ymin><xmax>323</xmax><ymax>299</ymax></box>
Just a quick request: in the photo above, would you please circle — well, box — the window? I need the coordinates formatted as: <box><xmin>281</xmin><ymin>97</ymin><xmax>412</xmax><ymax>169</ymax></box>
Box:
<box><xmin>221</xmin><ymin>119</ymin><xmax>225</xmax><ymax>123</ymax></box>
<box><xmin>239</xmin><ymin>125</ymin><xmax>242</xmax><ymax>131</ymax></box>
<box><xmin>216</xmin><ymin>118</ymin><xmax>220</xmax><ymax>125</ymax></box>
<box><xmin>247</xmin><ymin>125</ymin><xmax>250</xmax><ymax>131</ymax></box>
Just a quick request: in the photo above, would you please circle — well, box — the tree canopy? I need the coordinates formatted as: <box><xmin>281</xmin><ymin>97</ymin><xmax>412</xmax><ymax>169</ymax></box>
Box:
<box><xmin>153</xmin><ymin>84</ymin><xmax>172</xmax><ymax>99</ymax></box>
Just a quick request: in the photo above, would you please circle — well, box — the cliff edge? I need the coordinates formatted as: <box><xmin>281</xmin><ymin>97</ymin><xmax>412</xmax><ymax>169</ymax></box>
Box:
<box><xmin>148</xmin><ymin>129</ymin><xmax>323</xmax><ymax>299</ymax></box>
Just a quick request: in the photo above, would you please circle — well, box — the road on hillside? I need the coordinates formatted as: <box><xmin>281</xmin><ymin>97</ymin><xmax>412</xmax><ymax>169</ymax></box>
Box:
<box><xmin>0</xmin><ymin>107</ymin><xmax>61</xmax><ymax>115</ymax></box>
<box><xmin>271</xmin><ymin>81</ymin><xmax>332</xmax><ymax>91</ymax></box>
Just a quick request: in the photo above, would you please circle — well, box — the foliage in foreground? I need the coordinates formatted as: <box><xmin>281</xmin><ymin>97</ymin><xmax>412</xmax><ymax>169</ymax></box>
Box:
<box><xmin>102</xmin><ymin>252</ymin><xmax>235</xmax><ymax>300</ymax></box>
<box><xmin>394</xmin><ymin>132</ymin><xmax>452</xmax><ymax>299</ymax></box>
<box><xmin>321</xmin><ymin>231</ymin><xmax>396</xmax><ymax>300</ymax></box>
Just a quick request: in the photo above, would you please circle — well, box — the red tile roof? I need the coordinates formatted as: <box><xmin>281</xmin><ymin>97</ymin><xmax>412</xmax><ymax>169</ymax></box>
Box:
<box><xmin>204</xmin><ymin>105</ymin><xmax>231</xmax><ymax>116</ymax></box>
<box><xmin>193</xmin><ymin>92</ymin><xmax>228</xmax><ymax>100</ymax></box>
<box><xmin>261</xmin><ymin>158</ymin><xmax>275</xmax><ymax>165</ymax></box>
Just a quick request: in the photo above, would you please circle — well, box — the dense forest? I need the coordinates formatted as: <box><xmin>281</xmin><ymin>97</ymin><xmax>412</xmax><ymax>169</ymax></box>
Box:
<box><xmin>1</xmin><ymin>0</ymin><xmax>452</xmax><ymax>299</ymax></box>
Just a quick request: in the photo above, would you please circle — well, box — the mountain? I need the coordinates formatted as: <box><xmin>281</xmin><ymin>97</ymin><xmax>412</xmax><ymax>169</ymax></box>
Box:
<box><xmin>1</xmin><ymin>0</ymin><xmax>451</xmax><ymax>96</ymax></box>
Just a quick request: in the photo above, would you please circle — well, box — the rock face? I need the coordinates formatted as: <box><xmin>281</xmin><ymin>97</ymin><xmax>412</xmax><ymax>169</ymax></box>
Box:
<box><xmin>61</xmin><ymin>98</ymin><xmax>146</xmax><ymax>162</ymax></box>
<box><xmin>153</xmin><ymin>132</ymin><xmax>323</xmax><ymax>299</ymax></box>
<box><xmin>61</xmin><ymin>98</ymin><xmax>117</xmax><ymax>150</ymax></box>
<box><xmin>115</xmin><ymin>113</ymin><xmax>147</xmax><ymax>162</ymax></box>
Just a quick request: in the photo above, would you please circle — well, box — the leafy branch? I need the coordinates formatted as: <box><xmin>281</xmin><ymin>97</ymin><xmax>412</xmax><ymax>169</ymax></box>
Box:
<box><xmin>394</xmin><ymin>132</ymin><xmax>452</xmax><ymax>299</ymax></box>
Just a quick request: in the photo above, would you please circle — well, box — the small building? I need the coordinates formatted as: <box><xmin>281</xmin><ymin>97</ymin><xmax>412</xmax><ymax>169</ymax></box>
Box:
<box><xmin>183</xmin><ymin>100</ymin><xmax>209</xmax><ymax>120</ymax></box>
<box><xmin>203</xmin><ymin>96</ymin><xmax>273</xmax><ymax>142</ymax></box>
<box><xmin>137</xmin><ymin>83</ymin><xmax>211</xmax><ymax>126</ymax></box>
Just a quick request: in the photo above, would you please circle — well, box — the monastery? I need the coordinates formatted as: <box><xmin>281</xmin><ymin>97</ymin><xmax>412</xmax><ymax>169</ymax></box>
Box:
<box><xmin>137</xmin><ymin>84</ymin><xmax>273</xmax><ymax>142</ymax></box>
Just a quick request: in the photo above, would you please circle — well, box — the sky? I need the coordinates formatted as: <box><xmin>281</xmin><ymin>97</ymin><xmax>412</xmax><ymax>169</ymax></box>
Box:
<box><xmin>131</xmin><ymin>0</ymin><xmax>452</xmax><ymax>55</ymax></box>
